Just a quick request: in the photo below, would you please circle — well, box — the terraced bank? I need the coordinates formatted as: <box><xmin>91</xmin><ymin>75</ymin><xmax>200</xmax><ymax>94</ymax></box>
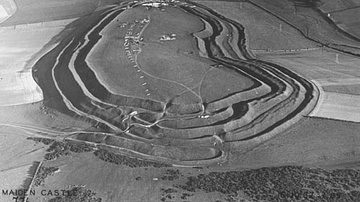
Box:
<box><xmin>32</xmin><ymin>0</ymin><xmax>317</xmax><ymax>167</ymax></box>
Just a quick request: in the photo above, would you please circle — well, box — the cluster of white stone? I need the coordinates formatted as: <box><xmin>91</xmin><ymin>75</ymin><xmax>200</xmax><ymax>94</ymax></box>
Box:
<box><xmin>120</xmin><ymin>17</ymin><xmax>151</xmax><ymax>96</ymax></box>
<box><xmin>159</xmin><ymin>33</ymin><xmax>176</xmax><ymax>41</ymax></box>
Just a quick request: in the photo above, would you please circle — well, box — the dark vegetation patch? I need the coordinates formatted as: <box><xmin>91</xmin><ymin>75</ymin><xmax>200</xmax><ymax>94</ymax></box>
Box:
<box><xmin>27</xmin><ymin>137</ymin><xmax>94</xmax><ymax>160</ymax></box>
<box><xmin>175</xmin><ymin>166</ymin><xmax>360</xmax><ymax>201</ymax></box>
<box><xmin>160</xmin><ymin>188</ymin><xmax>178</xmax><ymax>202</ymax></box>
<box><xmin>160</xmin><ymin>169</ymin><xmax>182</xmax><ymax>181</ymax></box>
<box><xmin>33</xmin><ymin>166</ymin><xmax>59</xmax><ymax>187</ymax></box>
<box><xmin>180</xmin><ymin>192</ymin><xmax>194</xmax><ymax>200</ymax></box>
<box><xmin>93</xmin><ymin>149</ymin><xmax>172</xmax><ymax>168</ymax></box>
<box><xmin>16</xmin><ymin>161</ymin><xmax>42</xmax><ymax>196</ymax></box>
<box><xmin>48</xmin><ymin>187</ymin><xmax>102</xmax><ymax>202</ymax></box>
<box><xmin>28</xmin><ymin>137</ymin><xmax>55</xmax><ymax>145</ymax></box>
<box><xmin>159</xmin><ymin>170</ymin><xmax>193</xmax><ymax>201</ymax></box>
<box><xmin>161</xmin><ymin>188</ymin><xmax>178</xmax><ymax>194</ymax></box>
<box><xmin>27</xmin><ymin>137</ymin><xmax>171</xmax><ymax>168</ymax></box>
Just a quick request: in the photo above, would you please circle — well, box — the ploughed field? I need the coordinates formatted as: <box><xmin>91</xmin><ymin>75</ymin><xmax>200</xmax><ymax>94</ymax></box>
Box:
<box><xmin>32</xmin><ymin>0</ymin><xmax>317</xmax><ymax>167</ymax></box>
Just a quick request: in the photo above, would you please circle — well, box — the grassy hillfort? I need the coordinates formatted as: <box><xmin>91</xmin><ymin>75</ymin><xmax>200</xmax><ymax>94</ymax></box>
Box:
<box><xmin>30</xmin><ymin>0</ymin><xmax>318</xmax><ymax>166</ymax></box>
<box><xmin>1</xmin><ymin>0</ymin><xmax>360</xmax><ymax>201</ymax></box>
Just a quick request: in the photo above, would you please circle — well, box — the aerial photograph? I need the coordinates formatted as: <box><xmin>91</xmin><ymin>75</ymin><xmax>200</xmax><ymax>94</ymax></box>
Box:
<box><xmin>0</xmin><ymin>0</ymin><xmax>359</xmax><ymax>201</ymax></box>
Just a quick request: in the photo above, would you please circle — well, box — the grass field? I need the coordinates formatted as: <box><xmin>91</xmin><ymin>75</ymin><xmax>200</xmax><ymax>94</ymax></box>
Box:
<box><xmin>0</xmin><ymin>0</ymin><xmax>16</xmax><ymax>23</ymax></box>
<box><xmin>0</xmin><ymin>18</ymin><xmax>76</xmax><ymax>106</ymax></box>
<box><xmin>328</xmin><ymin>7</ymin><xmax>360</xmax><ymax>39</ymax></box>
<box><xmin>229</xmin><ymin>116</ymin><xmax>360</xmax><ymax>169</ymax></box>
<box><xmin>323</xmin><ymin>84</ymin><xmax>360</xmax><ymax>95</ymax></box>
<box><xmin>257</xmin><ymin>49</ymin><xmax>360</xmax><ymax>80</ymax></box>
<box><xmin>0</xmin><ymin>5</ymin><xmax>8</xmax><ymax>22</ymax></box>
<box><xmin>27</xmin><ymin>152</ymin><xmax>181</xmax><ymax>202</ymax></box>
<box><xmin>1</xmin><ymin>0</ymin><xmax>98</xmax><ymax>26</ymax></box>
<box><xmin>309</xmin><ymin>92</ymin><xmax>360</xmax><ymax>122</ymax></box>
<box><xmin>249</xmin><ymin>0</ymin><xmax>360</xmax><ymax>55</ymax></box>
<box><xmin>319</xmin><ymin>0</ymin><xmax>360</xmax><ymax>13</ymax></box>
<box><xmin>194</xmin><ymin>1</ymin><xmax>317</xmax><ymax>51</ymax></box>
<box><xmin>258</xmin><ymin>48</ymin><xmax>360</xmax><ymax>123</ymax></box>
<box><xmin>313</xmin><ymin>77</ymin><xmax>360</xmax><ymax>95</ymax></box>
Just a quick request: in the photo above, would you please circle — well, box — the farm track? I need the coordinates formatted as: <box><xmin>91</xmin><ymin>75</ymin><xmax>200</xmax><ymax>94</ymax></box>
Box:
<box><xmin>32</xmin><ymin>0</ymin><xmax>316</xmax><ymax>166</ymax></box>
